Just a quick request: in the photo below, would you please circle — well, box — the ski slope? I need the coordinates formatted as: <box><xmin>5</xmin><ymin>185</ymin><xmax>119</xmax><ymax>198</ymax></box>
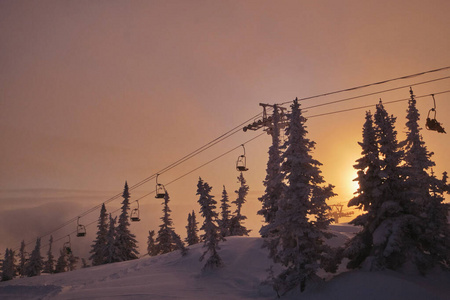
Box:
<box><xmin>1</xmin><ymin>225</ymin><xmax>449</xmax><ymax>299</ymax></box>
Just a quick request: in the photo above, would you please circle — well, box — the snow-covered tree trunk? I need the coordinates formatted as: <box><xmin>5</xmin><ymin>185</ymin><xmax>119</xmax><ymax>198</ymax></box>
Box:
<box><xmin>116</xmin><ymin>182</ymin><xmax>139</xmax><ymax>261</ymax></box>
<box><xmin>197</xmin><ymin>178</ymin><xmax>224</xmax><ymax>270</ymax></box>
<box><xmin>90</xmin><ymin>203</ymin><xmax>109</xmax><ymax>266</ymax></box>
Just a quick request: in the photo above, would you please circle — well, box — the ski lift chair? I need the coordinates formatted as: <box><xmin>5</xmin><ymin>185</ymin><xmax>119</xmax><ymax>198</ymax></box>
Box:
<box><xmin>130</xmin><ymin>200</ymin><xmax>141</xmax><ymax>222</ymax></box>
<box><xmin>426</xmin><ymin>94</ymin><xmax>446</xmax><ymax>133</ymax></box>
<box><xmin>236</xmin><ymin>144</ymin><xmax>249</xmax><ymax>172</ymax></box>
<box><xmin>76</xmin><ymin>217</ymin><xmax>86</xmax><ymax>237</ymax></box>
<box><xmin>155</xmin><ymin>174</ymin><xmax>167</xmax><ymax>199</ymax></box>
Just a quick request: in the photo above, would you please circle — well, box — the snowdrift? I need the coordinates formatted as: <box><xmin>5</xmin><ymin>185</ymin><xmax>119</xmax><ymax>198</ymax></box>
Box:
<box><xmin>0</xmin><ymin>225</ymin><xmax>448</xmax><ymax>299</ymax></box>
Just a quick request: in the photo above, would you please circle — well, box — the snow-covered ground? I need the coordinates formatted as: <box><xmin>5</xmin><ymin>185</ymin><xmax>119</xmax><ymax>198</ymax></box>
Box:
<box><xmin>1</xmin><ymin>224</ymin><xmax>448</xmax><ymax>299</ymax></box>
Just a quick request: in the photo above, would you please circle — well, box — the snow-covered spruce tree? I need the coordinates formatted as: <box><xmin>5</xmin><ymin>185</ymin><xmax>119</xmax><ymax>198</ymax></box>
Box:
<box><xmin>262</xmin><ymin>98</ymin><xmax>336</xmax><ymax>295</ymax></box>
<box><xmin>26</xmin><ymin>238</ymin><xmax>44</xmax><ymax>277</ymax></box>
<box><xmin>366</xmin><ymin>100</ymin><xmax>422</xmax><ymax>271</ymax></box>
<box><xmin>185</xmin><ymin>210</ymin><xmax>200</xmax><ymax>246</ymax></box>
<box><xmin>1</xmin><ymin>248</ymin><xmax>16</xmax><ymax>281</ymax></box>
<box><xmin>90</xmin><ymin>203</ymin><xmax>109</xmax><ymax>266</ymax></box>
<box><xmin>156</xmin><ymin>191</ymin><xmax>183</xmax><ymax>254</ymax></box>
<box><xmin>116</xmin><ymin>182</ymin><xmax>139</xmax><ymax>261</ymax></box>
<box><xmin>345</xmin><ymin>111</ymin><xmax>383</xmax><ymax>269</ymax></box>
<box><xmin>67</xmin><ymin>252</ymin><xmax>79</xmax><ymax>271</ymax></box>
<box><xmin>147</xmin><ymin>230</ymin><xmax>158</xmax><ymax>256</ymax></box>
<box><xmin>43</xmin><ymin>235</ymin><xmax>55</xmax><ymax>274</ymax></box>
<box><xmin>54</xmin><ymin>248</ymin><xmax>67</xmax><ymax>273</ymax></box>
<box><xmin>348</xmin><ymin>101</ymin><xmax>421</xmax><ymax>271</ymax></box>
<box><xmin>259</xmin><ymin>104</ymin><xmax>284</xmax><ymax>228</ymax></box>
<box><xmin>18</xmin><ymin>240</ymin><xmax>27</xmax><ymax>277</ymax></box>
<box><xmin>105</xmin><ymin>213</ymin><xmax>121</xmax><ymax>263</ymax></box>
<box><xmin>401</xmin><ymin>88</ymin><xmax>450</xmax><ymax>270</ymax></box>
<box><xmin>218</xmin><ymin>186</ymin><xmax>232</xmax><ymax>237</ymax></box>
<box><xmin>197</xmin><ymin>177</ymin><xmax>224</xmax><ymax>270</ymax></box>
<box><xmin>229</xmin><ymin>172</ymin><xmax>251</xmax><ymax>236</ymax></box>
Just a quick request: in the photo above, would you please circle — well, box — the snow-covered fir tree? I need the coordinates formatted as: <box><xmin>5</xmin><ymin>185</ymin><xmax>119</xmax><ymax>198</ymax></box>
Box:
<box><xmin>26</xmin><ymin>238</ymin><xmax>44</xmax><ymax>277</ymax></box>
<box><xmin>197</xmin><ymin>177</ymin><xmax>224</xmax><ymax>270</ymax></box>
<box><xmin>105</xmin><ymin>213</ymin><xmax>121</xmax><ymax>264</ymax></box>
<box><xmin>401</xmin><ymin>89</ymin><xmax>449</xmax><ymax>270</ymax></box>
<box><xmin>43</xmin><ymin>235</ymin><xmax>55</xmax><ymax>274</ymax></box>
<box><xmin>259</xmin><ymin>105</ymin><xmax>284</xmax><ymax>228</ymax></box>
<box><xmin>156</xmin><ymin>191</ymin><xmax>183</xmax><ymax>254</ymax></box>
<box><xmin>347</xmin><ymin>100</ymin><xmax>429</xmax><ymax>271</ymax></box>
<box><xmin>262</xmin><ymin>99</ymin><xmax>336</xmax><ymax>295</ymax></box>
<box><xmin>54</xmin><ymin>248</ymin><xmax>67</xmax><ymax>273</ymax></box>
<box><xmin>67</xmin><ymin>252</ymin><xmax>79</xmax><ymax>271</ymax></box>
<box><xmin>345</xmin><ymin>111</ymin><xmax>383</xmax><ymax>269</ymax></box>
<box><xmin>229</xmin><ymin>173</ymin><xmax>251</xmax><ymax>236</ymax></box>
<box><xmin>368</xmin><ymin>100</ymin><xmax>417</xmax><ymax>270</ymax></box>
<box><xmin>116</xmin><ymin>182</ymin><xmax>139</xmax><ymax>261</ymax></box>
<box><xmin>17</xmin><ymin>240</ymin><xmax>27</xmax><ymax>277</ymax></box>
<box><xmin>90</xmin><ymin>203</ymin><xmax>109</xmax><ymax>266</ymax></box>
<box><xmin>147</xmin><ymin>230</ymin><xmax>158</xmax><ymax>256</ymax></box>
<box><xmin>185</xmin><ymin>210</ymin><xmax>200</xmax><ymax>246</ymax></box>
<box><xmin>218</xmin><ymin>186</ymin><xmax>232</xmax><ymax>237</ymax></box>
<box><xmin>1</xmin><ymin>248</ymin><xmax>15</xmax><ymax>281</ymax></box>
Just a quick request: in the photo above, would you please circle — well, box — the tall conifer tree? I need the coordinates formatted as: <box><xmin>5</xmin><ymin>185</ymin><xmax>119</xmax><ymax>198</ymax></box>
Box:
<box><xmin>229</xmin><ymin>173</ymin><xmax>251</xmax><ymax>236</ymax></box>
<box><xmin>218</xmin><ymin>186</ymin><xmax>232</xmax><ymax>237</ymax></box>
<box><xmin>116</xmin><ymin>182</ymin><xmax>139</xmax><ymax>261</ymax></box>
<box><xmin>185</xmin><ymin>210</ymin><xmax>200</xmax><ymax>246</ymax></box>
<box><xmin>401</xmin><ymin>89</ymin><xmax>449</xmax><ymax>270</ymax></box>
<box><xmin>345</xmin><ymin>111</ymin><xmax>383</xmax><ymax>268</ymax></box>
<box><xmin>18</xmin><ymin>240</ymin><xmax>27</xmax><ymax>277</ymax></box>
<box><xmin>26</xmin><ymin>238</ymin><xmax>43</xmax><ymax>277</ymax></box>
<box><xmin>90</xmin><ymin>203</ymin><xmax>109</xmax><ymax>265</ymax></box>
<box><xmin>43</xmin><ymin>235</ymin><xmax>55</xmax><ymax>273</ymax></box>
<box><xmin>262</xmin><ymin>99</ymin><xmax>335</xmax><ymax>295</ymax></box>
<box><xmin>156</xmin><ymin>192</ymin><xmax>182</xmax><ymax>254</ymax></box>
<box><xmin>105</xmin><ymin>214</ymin><xmax>121</xmax><ymax>263</ymax></box>
<box><xmin>197</xmin><ymin>178</ymin><xmax>224</xmax><ymax>270</ymax></box>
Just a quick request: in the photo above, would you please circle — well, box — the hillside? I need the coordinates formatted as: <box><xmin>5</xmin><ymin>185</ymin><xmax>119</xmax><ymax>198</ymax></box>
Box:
<box><xmin>0</xmin><ymin>225</ymin><xmax>449</xmax><ymax>299</ymax></box>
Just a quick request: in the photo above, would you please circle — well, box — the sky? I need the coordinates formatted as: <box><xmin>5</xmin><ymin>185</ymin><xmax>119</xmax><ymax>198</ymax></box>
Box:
<box><xmin>1</xmin><ymin>0</ymin><xmax>449</xmax><ymax>258</ymax></box>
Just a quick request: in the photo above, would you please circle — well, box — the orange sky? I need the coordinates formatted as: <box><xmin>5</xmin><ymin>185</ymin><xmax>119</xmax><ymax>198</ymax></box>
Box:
<box><xmin>1</xmin><ymin>0</ymin><xmax>449</xmax><ymax>257</ymax></box>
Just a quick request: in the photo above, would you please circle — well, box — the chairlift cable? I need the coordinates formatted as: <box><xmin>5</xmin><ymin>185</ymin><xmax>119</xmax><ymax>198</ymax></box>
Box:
<box><xmin>276</xmin><ymin>65</ymin><xmax>450</xmax><ymax>106</ymax></box>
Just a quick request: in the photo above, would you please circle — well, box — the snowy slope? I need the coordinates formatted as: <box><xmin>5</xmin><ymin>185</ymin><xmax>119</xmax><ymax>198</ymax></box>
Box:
<box><xmin>1</xmin><ymin>225</ymin><xmax>449</xmax><ymax>300</ymax></box>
